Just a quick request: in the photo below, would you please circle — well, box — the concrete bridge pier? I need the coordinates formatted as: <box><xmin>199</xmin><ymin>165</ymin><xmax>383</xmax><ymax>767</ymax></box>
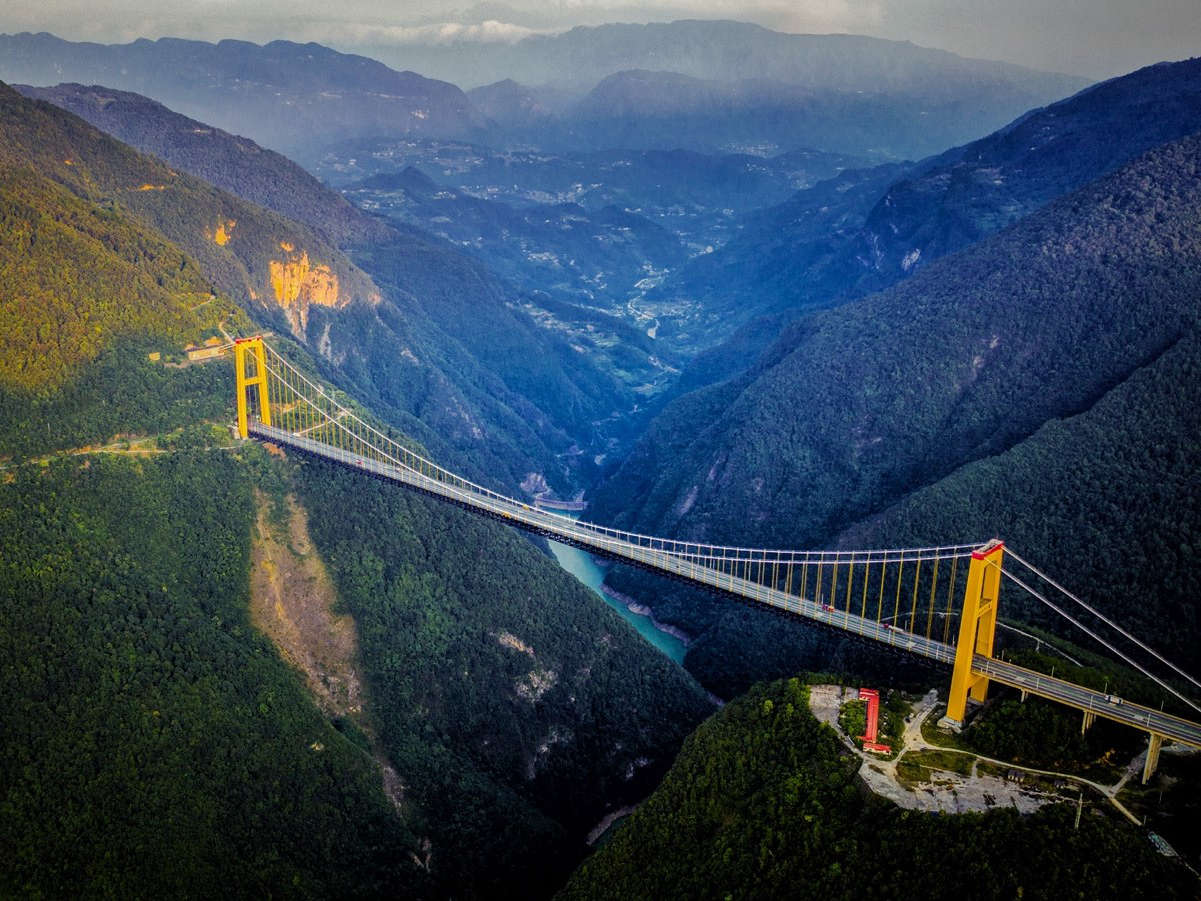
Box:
<box><xmin>1142</xmin><ymin>733</ymin><xmax>1164</xmax><ymax>784</ymax></box>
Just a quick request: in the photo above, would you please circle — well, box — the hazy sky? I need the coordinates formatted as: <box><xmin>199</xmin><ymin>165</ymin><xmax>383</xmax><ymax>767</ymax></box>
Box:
<box><xmin>1</xmin><ymin>0</ymin><xmax>1198</xmax><ymax>79</ymax></box>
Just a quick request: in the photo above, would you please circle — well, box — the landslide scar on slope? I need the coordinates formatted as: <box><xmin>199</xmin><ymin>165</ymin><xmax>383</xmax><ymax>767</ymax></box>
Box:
<box><xmin>249</xmin><ymin>491</ymin><xmax>410</xmax><ymax>818</ymax></box>
<box><xmin>250</xmin><ymin>491</ymin><xmax>363</xmax><ymax>717</ymax></box>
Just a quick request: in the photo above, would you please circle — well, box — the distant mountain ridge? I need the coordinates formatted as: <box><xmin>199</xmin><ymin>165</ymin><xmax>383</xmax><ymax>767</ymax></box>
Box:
<box><xmin>0</xmin><ymin>24</ymin><xmax>1087</xmax><ymax>161</ymax></box>
<box><xmin>653</xmin><ymin>56</ymin><xmax>1201</xmax><ymax>382</ymax></box>
<box><xmin>16</xmin><ymin>82</ymin><xmax>391</xmax><ymax>247</ymax></box>
<box><xmin>360</xmin><ymin>19</ymin><xmax>1086</xmax><ymax>98</ymax></box>
<box><xmin>462</xmin><ymin>34</ymin><xmax>1089</xmax><ymax>157</ymax></box>
<box><xmin>0</xmin><ymin>33</ymin><xmax>487</xmax><ymax>158</ymax></box>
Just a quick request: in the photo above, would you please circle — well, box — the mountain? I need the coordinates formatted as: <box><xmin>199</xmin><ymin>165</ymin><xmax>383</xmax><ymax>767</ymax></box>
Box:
<box><xmin>653</xmin><ymin>56</ymin><xmax>1201</xmax><ymax>376</ymax></box>
<box><xmin>560</xmin><ymin>679</ymin><xmax>1193</xmax><ymax>898</ymax></box>
<box><xmin>855</xmin><ymin>57</ymin><xmax>1201</xmax><ymax>282</ymax></box>
<box><xmin>561</xmin><ymin>68</ymin><xmax>1020</xmax><ymax>158</ymax></box>
<box><xmin>0</xmin><ymin>24</ymin><xmax>1088</xmax><ymax>161</ymax></box>
<box><xmin>17</xmin><ymin>82</ymin><xmax>391</xmax><ymax>247</ymax></box>
<box><xmin>0</xmin><ymin>83</ymin><xmax>380</xmax><ymax>337</ymax></box>
<box><xmin>468</xmin><ymin>77</ymin><xmax>569</xmax><ymax>128</ymax></box>
<box><xmin>360</xmin><ymin>19</ymin><xmax>1085</xmax><ymax>101</ymax></box>
<box><xmin>2</xmin><ymin>80</ymin><xmax>653</xmax><ymax>490</ymax></box>
<box><xmin>355</xmin><ymin>20</ymin><xmax>1086</xmax><ymax>158</ymax></box>
<box><xmin>0</xmin><ymin>73</ymin><xmax>713</xmax><ymax>897</ymax></box>
<box><xmin>591</xmin><ymin>130</ymin><xmax>1201</xmax><ymax>677</ymax></box>
<box><xmin>0</xmin><ymin>34</ymin><xmax>487</xmax><ymax>160</ymax></box>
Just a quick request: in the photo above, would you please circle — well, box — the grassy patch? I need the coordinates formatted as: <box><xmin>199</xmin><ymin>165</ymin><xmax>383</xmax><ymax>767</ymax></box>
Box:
<box><xmin>907</xmin><ymin>749</ymin><xmax>975</xmax><ymax>776</ymax></box>
<box><xmin>895</xmin><ymin>749</ymin><xmax>975</xmax><ymax>789</ymax></box>
<box><xmin>920</xmin><ymin>704</ymin><xmax>975</xmax><ymax>751</ymax></box>
<box><xmin>839</xmin><ymin>699</ymin><xmax>868</xmax><ymax>746</ymax></box>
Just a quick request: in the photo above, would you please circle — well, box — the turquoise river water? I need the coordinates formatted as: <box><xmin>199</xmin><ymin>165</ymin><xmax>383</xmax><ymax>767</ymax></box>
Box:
<box><xmin>546</xmin><ymin>537</ymin><xmax>687</xmax><ymax>663</ymax></box>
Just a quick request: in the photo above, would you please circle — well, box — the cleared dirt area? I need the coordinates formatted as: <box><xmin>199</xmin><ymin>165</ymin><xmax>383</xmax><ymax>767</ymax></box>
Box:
<box><xmin>249</xmin><ymin>491</ymin><xmax>411</xmax><ymax>818</ymax></box>
<box><xmin>249</xmin><ymin>491</ymin><xmax>364</xmax><ymax>718</ymax></box>
<box><xmin>810</xmin><ymin>684</ymin><xmax>1077</xmax><ymax>815</ymax></box>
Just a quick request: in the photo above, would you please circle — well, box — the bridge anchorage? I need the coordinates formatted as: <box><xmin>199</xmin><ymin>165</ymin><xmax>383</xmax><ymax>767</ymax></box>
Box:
<box><xmin>234</xmin><ymin>336</ymin><xmax>1201</xmax><ymax>781</ymax></box>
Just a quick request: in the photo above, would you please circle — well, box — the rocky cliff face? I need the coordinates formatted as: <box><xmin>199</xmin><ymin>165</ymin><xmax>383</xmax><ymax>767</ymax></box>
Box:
<box><xmin>269</xmin><ymin>242</ymin><xmax>346</xmax><ymax>332</ymax></box>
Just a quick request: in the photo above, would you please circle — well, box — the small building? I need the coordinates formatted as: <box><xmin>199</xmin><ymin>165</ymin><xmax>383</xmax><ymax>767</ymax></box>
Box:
<box><xmin>184</xmin><ymin>338</ymin><xmax>228</xmax><ymax>362</ymax></box>
<box><xmin>858</xmin><ymin>688</ymin><xmax>892</xmax><ymax>754</ymax></box>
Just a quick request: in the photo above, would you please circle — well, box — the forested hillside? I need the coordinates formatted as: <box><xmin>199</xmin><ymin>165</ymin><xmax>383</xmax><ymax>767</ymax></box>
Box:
<box><xmin>559</xmin><ymin>679</ymin><xmax>1193</xmax><ymax>899</ymax></box>
<box><xmin>0</xmin><ymin>81</ymin><xmax>380</xmax><ymax>337</ymax></box>
<box><xmin>592</xmin><ymin>130</ymin><xmax>1201</xmax><ymax>680</ymax></box>
<box><xmin>18</xmin><ymin>82</ymin><xmax>391</xmax><ymax>247</ymax></box>
<box><xmin>0</xmin><ymin>167</ymin><xmax>225</xmax><ymax>393</ymax></box>
<box><xmin>294</xmin><ymin>458</ymin><xmax>712</xmax><ymax>894</ymax></box>
<box><xmin>3</xmin><ymin>80</ymin><xmax>654</xmax><ymax>491</ymax></box>
<box><xmin>0</xmin><ymin>78</ymin><xmax>715</xmax><ymax>897</ymax></box>
<box><xmin>0</xmin><ymin>452</ymin><xmax>424</xmax><ymax>897</ymax></box>
<box><xmin>656</xmin><ymin>56</ymin><xmax>1201</xmax><ymax>377</ymax></box>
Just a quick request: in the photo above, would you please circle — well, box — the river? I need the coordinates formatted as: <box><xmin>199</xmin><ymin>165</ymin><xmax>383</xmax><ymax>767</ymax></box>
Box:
<box><xmin>546</xmin><ymin>538</ymin><xmax>688</xmax><ymax>663</ymax></box>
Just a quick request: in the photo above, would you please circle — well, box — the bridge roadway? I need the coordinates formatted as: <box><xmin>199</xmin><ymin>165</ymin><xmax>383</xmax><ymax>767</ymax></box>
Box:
<box><xmin>252</xmin><ymin>422</ymin><xmax>1201</xmax><ymax>750</ymax></box>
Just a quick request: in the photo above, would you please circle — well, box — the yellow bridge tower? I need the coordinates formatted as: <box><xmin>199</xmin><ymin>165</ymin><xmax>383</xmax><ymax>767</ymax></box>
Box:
<box><xmin>234</xmin><ymin>336</ymin><xmax>271</xmax><ymax>439</ymax></box>
<box><xmin>941</xmin><ymin>539</ymin><xmax>1004</xmax><ymax>730</ymax></box>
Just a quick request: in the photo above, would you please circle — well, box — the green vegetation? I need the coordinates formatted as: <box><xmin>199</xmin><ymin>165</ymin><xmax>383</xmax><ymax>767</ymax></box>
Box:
<box><xmin>0</xmin><ymin>338</ymin><xmax>233</xmax><ymax>459</ymax></box>
<box><xmin>962</xmin><ymin>697</ymin><xmax>1140</xmax><ymax>782</ymax></box>
<box><xmin>293</xmin><ymin>456</ymin><xmax>713</xmax><ymax>896</ymax></box>
<box><xmin>895</xmin><ymin>749</ymin><xmax>975</xmax><ymax>789</ymax></box>
<box><xmin>595</xmin><ymin>130</ymin><xmax>1201</xmax><ymax>690</ymax></box>
<box><xmin>838</xmin><ymin>699</ymin><xmax>867</xmax><ymax>743</ymax></box>
<box><xmin>0</xmin><ymin>81</ymin><xmax>380</xmax><ymax>329</ymax></box>
<box><xmin>560</xmin><ymin>678</ymin><xmax>1194</xmax><ymax>899</ymax></box>
<box><xmin>0</xmin><ymin>167</ymin><xmax>228</xmax><ymax>393</ymax></box>
<box><xmin>0</xmin><ymin>452</ymin><xmax>422</xmax><ymax>897</ymax></box>
<box><xmin>21</xmin><ymin>83</ymin><xmax>391</xmax><ymax>248</ymax></box>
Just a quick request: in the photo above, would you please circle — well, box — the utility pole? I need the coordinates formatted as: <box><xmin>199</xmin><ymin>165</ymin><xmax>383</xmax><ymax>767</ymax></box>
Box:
<box><xmin>1074</xmin><ymin>790</ymin><xmax>1083</xmax><ymax>830</ymax></box>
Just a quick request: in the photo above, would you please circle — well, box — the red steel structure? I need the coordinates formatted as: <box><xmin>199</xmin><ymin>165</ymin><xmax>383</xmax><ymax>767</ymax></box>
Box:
<box><xmin>859</xmin><ymin>688</ymin><xmax>891</xmax><ymax>753</ymax></box>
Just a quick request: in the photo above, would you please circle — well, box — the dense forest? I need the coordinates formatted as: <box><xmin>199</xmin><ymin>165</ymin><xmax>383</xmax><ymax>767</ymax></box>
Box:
<box><xmin>292</xmin><ymin>455</ymin><xmax>713</xmax><ymax>896</ymax></box>
<box><xmin>2</xmin><ymin>28</ymin><xmax>1200</xmax><ymax>900</ymax></box>
<box><xmin>592</xmin><ymin>130</ymin><xmax>1201</xmax><ymax>686</ymax></box>
<box><xmin>0</xmin><ymin>167</ymin><xmax>225</xmax><ymax>393</ymax></box>
<box><xmin>0</xmin><ymin>452</ymin><xmax>424</xmax><ymax>897</ymax></box>
<box><xmin>561</xmin><ymin>679</ymin><xmax>1194</xmax><ymax>900</ymax></box>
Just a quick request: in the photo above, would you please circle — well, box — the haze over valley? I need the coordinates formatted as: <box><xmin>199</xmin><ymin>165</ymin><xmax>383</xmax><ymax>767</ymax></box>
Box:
<box><xmin>1</xmin><ymin>8</ymin><xmax>1200</xmax><ymax>898</ymax></box>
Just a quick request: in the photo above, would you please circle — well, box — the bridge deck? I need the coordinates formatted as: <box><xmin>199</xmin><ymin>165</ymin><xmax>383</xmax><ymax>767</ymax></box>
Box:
<box><xmin>252</xmin><ymin>422</ymin><xmax>1201</xmax><ymax>750</ymax></box>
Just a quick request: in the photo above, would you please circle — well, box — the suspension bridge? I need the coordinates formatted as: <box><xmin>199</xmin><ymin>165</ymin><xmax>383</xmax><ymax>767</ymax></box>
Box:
<box><xmin>234</xmin><ymin>337</ymin><xmax>1201</xmax><ymax>780</ymax></box>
